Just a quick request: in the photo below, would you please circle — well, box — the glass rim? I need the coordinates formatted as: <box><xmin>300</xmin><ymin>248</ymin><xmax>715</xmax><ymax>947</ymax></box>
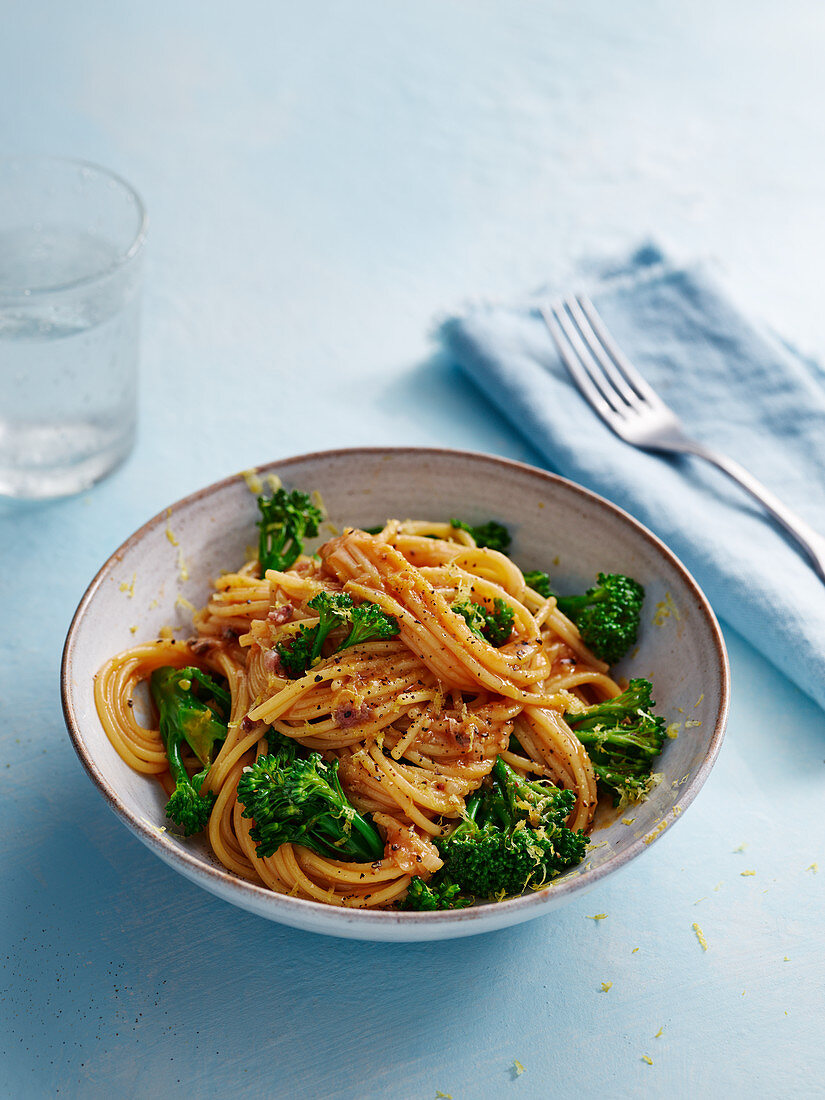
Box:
<box><xmin>0</xmin><ymin>154</ymin><xmax>148</xmax><ymax>297</ymax></box>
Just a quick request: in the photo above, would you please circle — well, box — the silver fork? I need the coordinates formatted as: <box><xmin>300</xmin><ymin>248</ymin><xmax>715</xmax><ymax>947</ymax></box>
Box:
<box><xmin>541</xmin><ymin>294</ymin><xmax>825</xmax><ymax>583</ymax></box>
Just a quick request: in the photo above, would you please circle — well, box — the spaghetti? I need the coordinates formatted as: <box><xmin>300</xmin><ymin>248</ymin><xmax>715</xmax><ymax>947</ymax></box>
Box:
<box><xmin>95</xmin><ymin>517</ymin><xmax>635</xmax><ymax>910</ymax></box>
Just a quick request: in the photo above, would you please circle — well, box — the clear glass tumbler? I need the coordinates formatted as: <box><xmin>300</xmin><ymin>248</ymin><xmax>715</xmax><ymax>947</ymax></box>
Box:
<box><xmin>0</xmin><ymin>156</ymin><xmax>147</xmax><ymax>499</ymax></box>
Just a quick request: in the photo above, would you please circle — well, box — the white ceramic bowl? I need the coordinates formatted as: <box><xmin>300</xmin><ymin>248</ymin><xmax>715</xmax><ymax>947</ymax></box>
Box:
<box><xmin>62</xmin><ymin>447</ymin><xmax>729</xmax><ymax>941</ymax></box>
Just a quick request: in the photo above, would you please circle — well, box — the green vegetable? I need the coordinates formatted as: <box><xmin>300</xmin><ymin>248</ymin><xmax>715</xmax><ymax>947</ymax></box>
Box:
<box><xmin>523</xmin><ymin>569</ymin><xmax>552</xmax><ymax>598</ymax></box>
<box><xmin>556</xmin><ymin>572</ymin><xmax>644</xmax><ymax>665</ymax></box>
<box><xmin>150</xmin><ymin>666</ymin><xmax>230</xmax><ymax>835</ymax></box>
<box><xmin>449</xmin><ymin>518</ymin><xmax>511</xmax><ymax>553</ymax></box>
<box><xmin>452</xmin><ymin>596</ymin><xmax>514</xmax><ymax>647</ymax></box>
<box><xmin>338</xmin><ymin>598</ymin><xmax>400</xmax><ymax>650</ymax></box>
<box><xmin>399</xmin><ymin>877</ymin><xmax>473</xmax><ymax>911</ymax></box>
<box><xmin>276</xmin><ymin>592</ymin><xmax>400</xmax><ymax>678</ymax></box>
<box><xmin>257</xmin><ymin>488</ymin><xmax>323</xmax><ymax>573</ymax></box>
<box><xmin>565</xmin><ymin>678</ymin><xmax>666</xmax><ymax>805</ymax></box>
<box><xmin>276</xmin><ymin>624</ymin><xmax>319</xmax><ymax>679</ymax></box>
<box><xmin>237</xmin><ymin>751</ymin><xmax>384</xmax><ymax>862</ymax></box>
<box><xmin>436</xmin><ymin>758</ymin><xmax>587</xmax><ymax>899</ymax></box>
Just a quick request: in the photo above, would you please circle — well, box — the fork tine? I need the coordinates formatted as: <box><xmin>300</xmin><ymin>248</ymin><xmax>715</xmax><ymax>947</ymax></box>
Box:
<box><xmin>576</xmin><ymin>294</ymin><xmax>667</xmax><ymax>408</ymax></box>
<box><xmin>546</xmin><ymin>300</ymin><xmax>636</xmax><ymax>417</ymax></box>
<box><xmin>564</xmin><ymin>296</ymin><xmax>643</xmax><ymax>409</ymax></box>
<box><xmin>540</xmin><ymin>302</ymin><xmax>626</xmax><ymax>425</ymax></box>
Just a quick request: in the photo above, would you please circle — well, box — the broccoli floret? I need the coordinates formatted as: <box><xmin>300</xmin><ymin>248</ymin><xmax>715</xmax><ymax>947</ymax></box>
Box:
<box><xmin>276</xmin><ymin>592</ymin><xmax>353</xmax><ymax>677</ymax></box>
<box><xmin>276</xmin><ymin>624</ymin><xmax>318</xmax><ymax>679</ymax></box>
<box><xmin>399</xmin><ymin>877</ymin><xmax>473</xmax><ymax>911</ymax></box>
<box><xmin>264</xmin><ymin>729</ymin><xmax>299</xmax><ymax>763</ymax></box>
<box><xmin>338</xmin><ymin>600</ymin><xmax>400</xmax><ymax>650</ymax></box>
<box><xmin>556</xmin><ymin>572</ymin><xmax>644</xmax><ymax>665</ymax></box>
<box><xmin>523</xmin><ymin>569</ymin><xmax>552</xmax><ymax>598</ymax></box>
<box><xmin>257</xmin><ymin>488</ymin><xmax>323</xmax><ymax>573</ymax></box>
<box><xmin>566</xmin><ymin>678</ymin><xmax>666</xmax><ymax>805</ymax></box>
<box><xmin>436</xmin><ymin>758</ymin><xmax>587</xmax><ymax>899</ymax></box>
<box><xmin>150</xmin><ymin>666</ymin><xmax>229</xmax><ymax>835</ymax></box>
<box><xmin>276</xmin><ymin>592</ymin><xmax>399</xmax><ymax>678</ymax></box>
<box><xmin>452</xmin><ymin>596</ymin><xmax>514</xmax><ymax>647</ymax></box>
<box><xmin>237</xmin><ymin>752</ymin><xmax>384</xmax><ymax>862</ymax></box>
<box><xmin>450</xmin><ymin>518</ymin><xmax>511</xmax><ymax>553</ymax></box>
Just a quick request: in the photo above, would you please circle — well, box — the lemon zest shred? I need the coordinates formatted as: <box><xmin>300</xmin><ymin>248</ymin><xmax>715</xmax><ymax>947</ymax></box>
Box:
<box><xmin>600</xmin><ymin>981</ymin><xmax>612</xmax><ymax>992</ymax></box>
<box><xmin>177</xmin><ymin>547</ymin><xmax>189</xmax><ymax>582</ymax></box>
<box><xmin>119</xmin><ymin>573</ymin><xmax>136</xmax><ymax>598</ymax></box>
<box><xmin>642</xmin><ymin>1055</ymin><xmax>653</xmax><ymax>1066</ymax></box>
<box><xmin>241</xmin><ymin>468</ymin><xmax>263</xmax><ymax>494</ymax></box>
<box><xmin>653</xmin><ymin>592</ymin><xmax>679</xmax><ymax>626</ymax></box>
<box><xmin>654</xmin><ymin>1026</ymin><xmax>664</xmax><ymax>1038</ymax></box>
<box><xmin>587</xmin><ymin>913</ymin><xmax>608</xmax><ymax>921</ymax></box>
<box><xmin>692</xmin><ymin>922</ymin><xmax>708</xmax><ymax>951</ymax></box>
<box><xmin>741</xmin><ymin>869</ymin><xmax>756</xmax><ymax>877</ymax></box>
<box><xmin>165</xmin><ymin>508</ymin><xmax>179</xmax><ymax>546</ymax></box>
<box><xmin>513</xmin><ymin>1060</ymin><xmax>525</xmax><ymax>1077</ymax></box>
<box><xmin>644</xmin><ymin>820</ymin><xmax>667</xmax><ymax>845</ymax></box>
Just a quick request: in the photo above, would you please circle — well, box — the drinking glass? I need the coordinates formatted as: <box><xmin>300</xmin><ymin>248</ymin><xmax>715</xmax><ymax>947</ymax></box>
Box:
<box><xmin>0</xmin><ymin>156</ymin><xmax>147</xmax><ymax>499</ymax></box>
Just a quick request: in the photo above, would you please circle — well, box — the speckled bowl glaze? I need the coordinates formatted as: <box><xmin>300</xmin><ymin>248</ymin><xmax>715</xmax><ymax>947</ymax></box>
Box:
<box><xmin>61</xmin><ymin>447</ymin><xmax>729</xmax><ymax>941</ymax></box>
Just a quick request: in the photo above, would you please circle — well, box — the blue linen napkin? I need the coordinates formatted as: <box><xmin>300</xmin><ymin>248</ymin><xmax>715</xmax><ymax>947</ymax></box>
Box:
<box><xmin>441</xmin><ymin>243</ymin><xmax>825</xmax><ymax>712</ymax></box>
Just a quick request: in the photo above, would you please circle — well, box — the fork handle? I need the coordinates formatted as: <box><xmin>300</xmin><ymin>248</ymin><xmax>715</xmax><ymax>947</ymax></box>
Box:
<box><xmin>686</xmin><ymin>442</ymin><xmax>825</xmax><ymax>582</ymax></box>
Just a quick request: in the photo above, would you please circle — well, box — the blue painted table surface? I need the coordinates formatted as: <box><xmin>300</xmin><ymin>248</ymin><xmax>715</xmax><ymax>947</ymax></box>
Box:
<box><xmin>2</xmin><ymin>3</ymin><xmax>824</xmax><ymax>1097</ymax></box>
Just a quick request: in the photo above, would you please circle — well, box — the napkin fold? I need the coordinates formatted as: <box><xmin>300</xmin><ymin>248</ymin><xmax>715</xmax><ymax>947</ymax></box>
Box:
<box><xmin>441</xmin><ymin>244</ymin><xmax>825</xmax><ymax>712</ymax></box>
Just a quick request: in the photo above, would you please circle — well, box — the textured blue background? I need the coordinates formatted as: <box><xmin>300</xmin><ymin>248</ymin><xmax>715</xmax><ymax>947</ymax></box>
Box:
<box><xmin>2</xmin><ymin>2</ymin><xmax>824</xmax><ymax>1097</ymax></box>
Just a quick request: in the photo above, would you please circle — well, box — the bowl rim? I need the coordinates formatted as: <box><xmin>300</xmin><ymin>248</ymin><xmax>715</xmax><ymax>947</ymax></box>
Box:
<box><xmin>61</xmin><ymin>445</ymin><xmax>730</xmax><ymax>930</ymax></box>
